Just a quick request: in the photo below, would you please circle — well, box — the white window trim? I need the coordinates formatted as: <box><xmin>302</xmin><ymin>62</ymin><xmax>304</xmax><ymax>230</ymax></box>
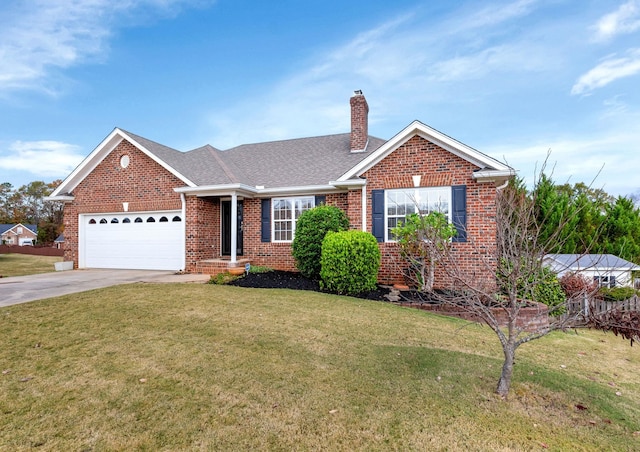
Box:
<box><xmin>272</xmin><ymin>196</ymin><xmax>315</xmax><ymax>243</ymax></box>
<box><xmin>594</xmin><ymin>275</ymin><xmax>616</xmax><ymax>289</ymax></box>
<box><xmin>384</xmin><ymin>186</ymin><xmax>452</xmax><ymax>242</ymax></box>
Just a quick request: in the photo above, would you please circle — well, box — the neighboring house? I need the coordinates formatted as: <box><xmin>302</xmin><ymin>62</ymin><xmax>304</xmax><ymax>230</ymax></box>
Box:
<box><xmin>544</xmin><ymin>254</ymin><xmax>640</xmax><ymax>288</ymax></box>
<box><xmin>47</xmin><ymin>91</ymin><xmax>515</xmax><ymax>285</ymax></box>
<box><xmin>0</xmin><ymin>223</ymin><xmax>37</xmax><ymax>246</ymax></box>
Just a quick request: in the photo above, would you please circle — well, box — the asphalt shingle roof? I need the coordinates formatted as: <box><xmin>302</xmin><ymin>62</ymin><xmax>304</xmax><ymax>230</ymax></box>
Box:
<box><xmin>123</xmin><ymin>129</ymin><xmax>386</xmax><ymax>188</ymax></box>
<box><xmin>0</xmin><ymin>224</ymin><xmax>37</xmax><ymax>234</ymax></box>
<box><xmin>545</xmin><ymin>254</ymin><xmax>640</xmax><ymax>270</ymax></box>
<box><xmin>223</xmin><ymin>134</ymin><xmax>386</xmax><ymax>187</ymax></box>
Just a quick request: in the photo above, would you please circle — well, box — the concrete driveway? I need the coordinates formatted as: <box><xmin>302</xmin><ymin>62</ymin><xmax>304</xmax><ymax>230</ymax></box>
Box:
<box><xmin>0</xmin><ymin>269</ymin><xmax>210</xmax><ymax>307</ymax></box>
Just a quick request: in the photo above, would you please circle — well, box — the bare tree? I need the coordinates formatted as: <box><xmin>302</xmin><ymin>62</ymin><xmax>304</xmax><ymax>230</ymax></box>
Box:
<box><xmin>405</xmin><ymin>175</ymin><xmax>592</xmax><ymax>397</ymax></box>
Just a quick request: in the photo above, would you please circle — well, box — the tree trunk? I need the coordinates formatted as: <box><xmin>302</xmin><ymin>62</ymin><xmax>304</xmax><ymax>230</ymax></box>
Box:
<box><xmin>496</xmin><ymin>342</ymin><xmax>516</xmax><ymax>397</ymax></box>
<box><xmin>427</xmin><ymin>255</ymin><xmax>435</xmax><ymax>292</ymax></box>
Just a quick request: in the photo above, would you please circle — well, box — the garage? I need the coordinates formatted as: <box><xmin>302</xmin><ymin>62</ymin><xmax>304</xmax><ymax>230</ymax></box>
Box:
<box><xmin>80</xmin><ymin>211</ymin><xmax>184</xmax><ymax>271</ymax></box>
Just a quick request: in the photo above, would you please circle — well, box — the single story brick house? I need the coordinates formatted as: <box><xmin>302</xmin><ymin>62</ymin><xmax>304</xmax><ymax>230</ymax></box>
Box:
<box><xmin>1</xmin><ymin>223</ymin><xmax>38</xmax><ymax>246</ymax></box>
<box><xmin>48</xmin><ymin>91</ymin><xmax>514</xmax><ymax>285</ymax></box>
<box><xmin>544</xmin><ymin>253</ymin><xmax>640</xmax><ymax>288</ymax></box>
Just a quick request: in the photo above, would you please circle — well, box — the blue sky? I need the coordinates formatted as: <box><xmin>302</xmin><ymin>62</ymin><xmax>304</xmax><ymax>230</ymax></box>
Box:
<box><xmin>1</xmin><ymin>0</ymin><xmax>639</xmax><ymax>197</ymax></box>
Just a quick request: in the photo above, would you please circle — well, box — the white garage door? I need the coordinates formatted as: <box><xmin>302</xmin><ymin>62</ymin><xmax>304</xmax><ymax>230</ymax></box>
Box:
<box><xmin>81</xmin><ymin>211</ymin><xmax>184</xmax><ymax>270</ymax></box>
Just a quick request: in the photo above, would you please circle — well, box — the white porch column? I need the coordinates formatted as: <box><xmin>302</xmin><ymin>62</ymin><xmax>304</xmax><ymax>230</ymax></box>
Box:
<box><xmin>230</xmin><ymin>192</ymin><xmax>238</xmax><ymax>264</ymax></box>
<box><xmin>361</xmin><ymin>184</ymin><xmax>367</xmax><ymax>231</ymax></box>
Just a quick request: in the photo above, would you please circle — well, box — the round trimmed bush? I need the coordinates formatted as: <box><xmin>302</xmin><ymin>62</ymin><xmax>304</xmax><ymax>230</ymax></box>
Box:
<box><xmin>292</xmin><ymin>205</ymin><xmax>349</xmax><ymax>279</ymax></box>
<box><xmin>320</xmin><ymin>230</ymin><xmax>381</xmax><ymax>295</ymax></box>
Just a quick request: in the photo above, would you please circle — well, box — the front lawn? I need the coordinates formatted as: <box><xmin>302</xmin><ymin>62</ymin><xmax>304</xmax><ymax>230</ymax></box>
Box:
<box><xmin>0</xmin><ymin>253</ymin><xmax>62</xmax><ymax>277</ymax></box>
<box><xmin>1</xmin><ymin>284</ymin><xmax>639</xmax><ymax>450</ymax></box>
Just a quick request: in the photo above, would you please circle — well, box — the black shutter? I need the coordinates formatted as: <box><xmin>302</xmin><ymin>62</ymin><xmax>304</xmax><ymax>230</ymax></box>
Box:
<box><xmin>451</xmin><ymin>185</ymin><xmax>467</xmax><ymax>243</ymax></box>
<box><xmin>315</xmin><ymin>195</ymin><xmax>326</xmax><ymax>206</ymax></box>
<box><xmin>261</xmin><ymin>199</ymin><xmax>271</xmax><ymax>242</ymax></box>
<box><xmin>371</xmin><ymin>189</ymin><xmax>385</xmax><ymax>242</ymax></box>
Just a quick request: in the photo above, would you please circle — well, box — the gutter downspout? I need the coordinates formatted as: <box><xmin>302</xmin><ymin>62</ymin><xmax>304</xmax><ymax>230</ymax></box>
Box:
<box><xmin>496</xmin><ymin>179</ymin><xmax>510</xmax><ymax>190</ymax></box>
<box><xmin>231</xmin><ymin>192</ymin><xmax>238</xmax><ymax>265</ymax></box>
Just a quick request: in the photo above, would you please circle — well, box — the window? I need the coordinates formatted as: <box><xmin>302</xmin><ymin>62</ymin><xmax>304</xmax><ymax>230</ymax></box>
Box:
<box><xmin>159</xmin><ymin>216</ymin><xmax>168</xmax><ymax>222</ymax></box>
<box><xmin>134</xmin><ymin>217</ymin><xmax>143</xmax><ymax>223</ymax></box>
<box><xmin>99</xmin><ymin>218</ymin><xmax>108</xmax><ymax>224</ymax></box>
<box><xmin>172</xmin><ymin>216</ymin><xmax>182</xmax><ymax>222</ymax></box>
<box><xmin>272</xmin><ymin>196</ymin><xmax>314</xmax><ymax>242</ymax></box>
<box><xmin>122</xmin><ymin>218</ymin><xmax>131</xmax><ymax>223</ymax></box>
<box><xmin>385</xmin><ymin>187</ymin><xmax>451</xmax><ymax>241</ymax></box>
<box><xmin>111</xmin><ymin>218</ymin><xmax>119</xmax><ymax>223</ymax></box>
<box><xmin>594</xmin><ymin>275</ymin><xmax>616</xmax><ymax>288</ymax></box>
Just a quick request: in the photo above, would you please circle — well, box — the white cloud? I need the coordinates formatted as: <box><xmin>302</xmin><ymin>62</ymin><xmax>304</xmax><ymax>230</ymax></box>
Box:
<box><xmin>571</xmin><ymin>48</ymin><xmax>640</xmax><ymax>95</ymax></box>
<box><xmin>0</xmin><ymin>0</ymin><xmax>213</xmax><ymax>93</ymax></box>
<box><xmin>428</xmin><ymin>44</ymin><xmax>546</xmax><ymax>82</ymax></box>
<box><xmin>593</xmin><ymin>0</ymin><xmax>640</xmax><ymax>42</ymax></box>
<box><xmin>203</xmin><ymin>1</ymin><xmax>548</xmax><ymax>148</ymax></box>
<box><xmin>0</xmin><ymin>140</ymin><xmax>85</xmax><ymax>177</ymax></box>
<box><xmin>459</xmin><ymin>0</ymin><xmax>538</xmax><ymax>31</ymax></box>
<box><xmin>484</xmin><ymin>114</ymin><xmax>640</xmax><ymax>196</ymax></box>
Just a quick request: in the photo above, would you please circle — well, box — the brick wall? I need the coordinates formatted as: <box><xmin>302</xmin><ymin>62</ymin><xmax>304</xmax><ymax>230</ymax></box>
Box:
<box><xmin>63</xmin><ymin>139</ymin><xmax>184</xmax><ymax>268</ymax></box>
<box><xmin>239</xmin><ymin>193</ymin><xmax>350</xmax><ymax>272</ymax></box>
<box><xmin>396</xmin><ymin>301</ymin><xmax>549</xmax><ymax>333</ymax></box>
<box><xmin>184</xmin><ymin>197</ymin><xmax>218</xmax><ymax>271</ymax></box>
<box><xmin>363</xmin><ymin>135</ymin><xmax>498</xmax><ymax>286</ymax></box>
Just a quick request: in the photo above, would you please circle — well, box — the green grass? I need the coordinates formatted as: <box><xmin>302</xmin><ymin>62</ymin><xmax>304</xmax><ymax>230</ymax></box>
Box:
<box><xmin>1</xmin><ymin>284</ymin><xmax>639</xmax><ymax>451</ymax></box>
<box><xmin>0</xmin><ymin>253</ymin><xmax>62</xmax><ymax>277</ymax></box>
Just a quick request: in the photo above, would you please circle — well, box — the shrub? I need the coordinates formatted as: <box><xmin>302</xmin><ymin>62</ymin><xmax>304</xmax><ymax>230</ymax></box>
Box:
<box><xmin>209</xmin><ymin>272</ymin><xmax>240</xmax><ymax>285</ymax></box>
<box><xmin>534</xmin><ymin>267</ymin><xmax>566</xmax><ymax>316</ymax></box>
<box><xmin>599</xmin><ymin>286</ymin><xmax>637</xmax><ymax>302</ymax></box>
<box><xmin>320</xmin><ymin>230</ymin><xmax>380</xmax><ymax>295</ymax></box>
<box><xmin>499</xmin><ymin>262</ymin><xmax>566</xmax><ymax>315</ymax></box>
<box><xmin>248</xmin><ymin>265</ymin><xmax>273</xmax><ymax>274</ymax></box>
<box><xmin>292</xmin><ymin>205</ymin><xmax>349</xmax><ymax>279</ymax></box>
<box><xmin>560</xmin><ymin>272</ymin><xmax>598</xmax><ymax>300</ymax></box>
<box><xmin>391</xmin><ymin>212</ymin><xmax>456</xmax><ymax>292</ymax></box>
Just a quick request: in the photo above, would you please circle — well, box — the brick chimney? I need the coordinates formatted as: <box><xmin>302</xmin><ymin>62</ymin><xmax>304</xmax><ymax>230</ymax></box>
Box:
<box><xmin>350</xmin><ymin>90</ymin><xmax>369</xmax><ymax>152</ymax></box>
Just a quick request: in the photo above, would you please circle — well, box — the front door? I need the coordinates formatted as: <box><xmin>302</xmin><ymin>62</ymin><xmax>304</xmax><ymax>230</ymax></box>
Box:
<box><xmin>221</xmin><ymin>200</ymin><xmax>243</xmax><ymax>256</ymax></box>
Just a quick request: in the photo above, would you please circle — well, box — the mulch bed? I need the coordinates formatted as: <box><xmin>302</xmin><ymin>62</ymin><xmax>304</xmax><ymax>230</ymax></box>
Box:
<box><xmin>229</xmin><ymin>270</ymin><xmax>391</xmax><ymax>301</ymax></box>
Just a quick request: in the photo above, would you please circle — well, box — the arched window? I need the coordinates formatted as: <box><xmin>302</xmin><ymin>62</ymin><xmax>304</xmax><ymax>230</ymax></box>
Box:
<box><xmin>159</xmin><ymin>216</ymin><xmax>168</xmax><ymax>222</ymax></box>
<box><xmin>122</xmin><ymin>218</ymin><xmax>131</xmax><ymax>223</ymax></box>
<box><xmin>99</xmin><ymin>218</ymin><xmax>108</xmax><ymax>224</ymax></box>
<box><xmin>134</xmin><ymin>217</ymin><xmax>143</xmax><ymax>223</ymax></box>
<box><xmin>111</xmin><ymin>218</ymin><xmax>119</xmax><ymax>223</ymax></box>
<box><xmin>172</xmin><ymin>216</ymin><xmax>182</xmax><ymax>222</ymax></box>
<box><xmin>89</xmin><ymin>219</ymin><xmax>96</xmax><ymax>224</ymax></box>
<box><xmin>147</xmin><ymin>217</ymin><xmax>156</xmax><ymax>223</ymax></box>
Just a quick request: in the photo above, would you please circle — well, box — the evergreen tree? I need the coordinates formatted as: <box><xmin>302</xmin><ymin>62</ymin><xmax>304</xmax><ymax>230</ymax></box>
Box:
<box><xmin>603</xmin><ymin>196</ymin><xmax>640</xmax><ymax>263</ymax></box>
